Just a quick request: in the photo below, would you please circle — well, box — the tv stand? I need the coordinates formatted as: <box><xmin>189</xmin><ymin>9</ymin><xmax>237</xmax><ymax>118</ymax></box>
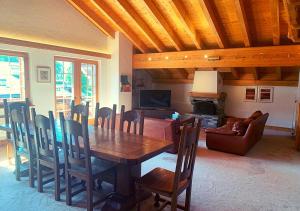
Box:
<box><xmin>135</xmin><ymin>108</ymin><xmax>176</xmax><ymax>119</ymax></box>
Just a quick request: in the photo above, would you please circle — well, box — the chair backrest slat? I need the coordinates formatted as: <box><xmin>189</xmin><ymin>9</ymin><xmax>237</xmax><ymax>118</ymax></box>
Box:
<box><xmin>10</xmin><ymin>106</ymin><xmax>32</xmax><ymax>155</ymax></box>
<box><xmin>60</xmin><ymin>112</ymin><xmax>91</xmax><ymax>172</ymax></box>
<box><xmin>70</xmin><ymin>100</ymin><xmax>89</xmax><ymax>122</ymax></box>
<box><xmin>120</xmin><ymin>105</ymin><xmax>144</xmax><ymax>135</ymax></box>
<box><xmin>32</xmin><ymin>108</ymin><xmax>58</xmax><ymax>163</ymax></box>
<box><xmin>173</xmin><ymin>120</ymin><xmax>201</xmax><ymax>190</ymax></box>
<box><xmin>94</xmin><ymin>103</ymin><xmax>116</xmax><ymax>130</ymax></box>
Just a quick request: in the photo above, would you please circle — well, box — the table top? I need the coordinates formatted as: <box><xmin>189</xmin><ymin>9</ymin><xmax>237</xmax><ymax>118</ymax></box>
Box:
<box><xmin>0</xmin><ymin>122</ymin><xmax>173</xmax><ymax>165</ymax></box>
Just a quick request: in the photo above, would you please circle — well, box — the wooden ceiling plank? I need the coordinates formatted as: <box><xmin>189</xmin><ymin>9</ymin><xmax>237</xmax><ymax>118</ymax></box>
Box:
<box><xmin>231</xmin><ymin>68</ymin><xmax>239</xmax><ymax>79</ymax></box>
<box><xmin>92</xmin><ymin>0</ymin><xmax>148</xmax><ymax>53</ymax></box>
<box><xmin>117</xmin><ymin>0</ymin><xmax>166</xmax><ymax>52</ymax></box>
<box><xmin>275</xmin><ymin>67</ymin><xmax>282</xmax><ymax>80</ymax></box>
<box><xmin>143</xmin><ymin>0</ymin><xmax>184</xmax><ymax>51</ymax></box>
<box><xmin>199</xmin><ymin>0</ymin><xmax>228</xmax><ymax>48</ymax></box>
<box><xmin>133</xmin><ymin>45</ymin><xmax>300</xmax><ymax>69</ymax></box>
<box><xmin>271</xmin><ymin>0</ymin><xmax>280</xmax><ymax>45</ymax></box>
<box><xmin>170</xmin><ymin>0</ymin><xmax>204</xmax><ymax>49</ymax></box>
<box><xmin>67</xmin><ymin>0</ymin><xmax>115</xmax><ymax>38</ymax></box>
<box><xmin>224</xmin><ymin>80</ymin><xmax>297</xmax><ymax>86</ymax></box>
<box><xmin>234</xmin><ymin>0</ymin><xmax>251</xmax><ymax>47</ymax></box>
<box><xmin>153</xmin><ymin>79</ymin><xmax>193</xmax><ymax>84</ymax></box>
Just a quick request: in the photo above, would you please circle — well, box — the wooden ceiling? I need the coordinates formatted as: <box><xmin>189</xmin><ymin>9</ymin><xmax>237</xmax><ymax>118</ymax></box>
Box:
<box><xmin>67</xmin><ymin>0</ymin><xmax>300</xmax><ymax>86</ymax></box>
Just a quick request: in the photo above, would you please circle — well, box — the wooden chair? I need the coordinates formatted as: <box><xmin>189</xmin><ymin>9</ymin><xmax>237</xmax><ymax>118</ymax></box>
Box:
<box><xmin>31</xmin><ymin>108</ymin><xmax>64</xmax><ymax>201</ymax></box>
<box><xmin>119</xmin><ymin>105</ymin><xmax>144</xmax><ymax>135</ymax></box>
<box><xmin>70</xmin><ymin>100</ymin><xmax>89</xmax><ymax>122</ymax></box>
<box><xmin>94</xmin><ymin>103</ymin><xmax>117</xmax><ymax>129</ymax></box>
<box><xmin>10</xmin><ymin>106</ymin><xmax>35</xmax><ymax>187</ymax></box>
<box><xmin>135</xmin><ymin>120</ymin><xmax>201</xmax><ymax>211</ymax></box>
<box><xmin>59</xmin><ymin>112</ymin><xmax>116</xmax><ymax>211</ymax></box>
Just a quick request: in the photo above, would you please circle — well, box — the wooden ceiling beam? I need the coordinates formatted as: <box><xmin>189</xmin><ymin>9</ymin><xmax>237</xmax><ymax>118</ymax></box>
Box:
<box><xmin>92</xmin><ymin>0</ymin><xmax>148</xmax><ymax>53</ymax></box>
<box><xmin>224</xmin><ymin>80</ymin><xmax>297</xmax><ymax>87</ymax></box>
<box><xmin>234</xmin><ymin>0</ymin><xmax>251</xmax><ymax>47</ymax></box>
<box><xmin>117</xmin><ymin>0</ymin><xmax>166</xmax><ymax>52</ymax></box>
<box><xmin>67</xmin><ymin>0</ymin><xmax>115</xmax><ymax>38</ymax></box>
<box><xmin>199</xmin><ymin>0</ymin><xmax>228</xmax><ymax>48</ymax></box>
<box><xmin>271</xmin><ymin>0</ymin><xmax>280</xmax><ymax>45</ymax></box>
<box><xmin>170</xmin><ymin>0</ymin><xmax>204</xmax><ymax>49</ymax></box>
<box><xmin>144</xmin><ymin>0</ymin><xmax>184</xmax><ymax>51</ymax></box>
<box><xmin>133</xmin><ymin>45</ymin><xmax>300</xmax><ymax>69</ymax></box>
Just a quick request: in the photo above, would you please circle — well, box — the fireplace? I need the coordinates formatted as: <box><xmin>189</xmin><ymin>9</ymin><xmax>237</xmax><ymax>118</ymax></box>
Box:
<box><xmin>188</xmin><ymin>92</ymin><xmax>227</xmax><ymax>128</ymax></box>
<box><xmin>192</xmin><ymin>100</ymin><xmax>216</xmax><ymax>115</ymax></box>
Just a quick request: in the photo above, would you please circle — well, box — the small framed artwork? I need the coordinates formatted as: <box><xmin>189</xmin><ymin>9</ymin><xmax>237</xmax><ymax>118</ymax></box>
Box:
<box><xmin>244</xmin><ymin>86</ymin><xmax>257</xmax><ymax>102</ymax></box>
<box><xmin>37</xmin><ymin>66</ymin><xmax>51</xmax><ymax>83</ymax></box>
<box><xmin>258</xmin><ymin>87</ymin><xmax>274</xmax><ymax>103</ymax></box>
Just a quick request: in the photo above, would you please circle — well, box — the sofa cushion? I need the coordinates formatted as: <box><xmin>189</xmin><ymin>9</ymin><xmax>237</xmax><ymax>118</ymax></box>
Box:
<box><xmin>205</xmin><ymin>128</ymin><xmax>238</xmax><ymax>136</ymax></box>
<box><xmin>232</xmin><ymin>121</ymin><xmax>247</xmax><ymax>136</ymax></box>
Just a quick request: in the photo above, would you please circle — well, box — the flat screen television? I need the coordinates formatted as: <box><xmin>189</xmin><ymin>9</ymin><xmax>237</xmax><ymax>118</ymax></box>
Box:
<box><xmin>139</xmin><ymin>90</ymin><xmax>171</xmax><ymax>109</ymax></box>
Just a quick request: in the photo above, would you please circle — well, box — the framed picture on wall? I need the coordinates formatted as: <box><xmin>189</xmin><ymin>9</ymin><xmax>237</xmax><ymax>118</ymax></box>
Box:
<box><xmin>258</xmin><ymin>87</ymin><xmax>274</xmax><ymax>103</ymax></box>
<box><xmin>244</xmin><ymin>86</ymin><xmax>257</xmax><ymax>102</ymax></box>
<box><xmin>37</xmin><ymin>66</ymin><xmax>51</xmax><ymax>83</ymax></box>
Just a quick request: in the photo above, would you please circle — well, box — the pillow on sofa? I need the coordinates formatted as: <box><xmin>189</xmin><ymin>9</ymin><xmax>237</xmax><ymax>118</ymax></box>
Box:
<box><xmin>232</xmin><ymin>121</ymin><xmax>247</xmax><ymax>136</ymax></box>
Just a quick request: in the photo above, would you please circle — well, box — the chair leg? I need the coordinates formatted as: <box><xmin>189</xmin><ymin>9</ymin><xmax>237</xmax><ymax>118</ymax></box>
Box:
<box><xmin>185</xmin><ymin>185</ymin><xmax>192</xmax><ymax>211</ymax></box>
<box><xmin>86</xmin><ymin>180</ymin><xmax>93</xmax><ymax>211</ymax></box>
<box><xmin>15</xmin><ymin>154</ymin><xmax>20</xmax><ymax>181</ymax></box>
<box><xmin>66</xmin><ymin>173</ymin><xmax>72</xmax><ymax>206</ymax></box>
<box><xmin>6</xmin><ymin>142</ymin><xmax>13</xmax><ymax>164</ymax></box>
<box><xmin>170</xmin><ymin>195</ymin><xmax>178</xmax><ymax>211</ymax></box>
<box><xmin>28</xmin><ymin>158</ymin><xmax>35</xmax><ymax>188</ymax></box>
<box><xmin>37</xmin><ymin>163</ymin><xmax>43</xmax><ymax>192</ymax></box>
<box><xmin>154</xmin><ymin>193</ymin><xmax>160</xmax><ymax>208</ymax></box>
<box><xmin>54</xmin><ymin>168</ymin><xmax>60</xmax><ymax>201</ymax></box>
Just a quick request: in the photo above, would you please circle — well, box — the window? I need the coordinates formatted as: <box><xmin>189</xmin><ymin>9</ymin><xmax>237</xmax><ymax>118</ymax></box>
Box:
<box><xmin>0</xmin><ymin>50</ymin><xmax>29</xmax><ymax>102</ymax></box>
<box><xmin>54</xmin><ymin>57</ymin><xmax>98</xmax><ymax>118</ymax></box>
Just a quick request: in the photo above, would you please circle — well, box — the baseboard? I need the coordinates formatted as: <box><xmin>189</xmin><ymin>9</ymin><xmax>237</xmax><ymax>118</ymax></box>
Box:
<box><xmin>265</xmin><ymin>125</ymin><xmax>292</xmax><ymax>132</ymax></box>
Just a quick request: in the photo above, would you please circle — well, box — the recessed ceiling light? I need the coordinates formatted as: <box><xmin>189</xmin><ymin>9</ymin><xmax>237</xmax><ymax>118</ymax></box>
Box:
<box><xmin>204</xmin><ymin>54</ymin><xmax>208</xmax><ymax>58</ymax></box>
<box><xmin>148</xmin><ymin>57</ymin><xmax>152</xmax><ymax>61</ymax></box>
<box><xmin>184</xmin><ymin>55</ymin><xmax>188</xmax><ymax>59</ymax></box>
<box><xmin>165</xmin><ymin>56</ymin><xmax>169</xmax><ymax>60</ymax></box>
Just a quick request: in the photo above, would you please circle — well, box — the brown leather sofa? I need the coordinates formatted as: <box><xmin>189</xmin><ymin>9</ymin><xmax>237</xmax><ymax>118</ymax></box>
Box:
<box><xmin>205</xmin><ymin>111</ymin><xmax>269</xmax><ymax>155</ymax></box>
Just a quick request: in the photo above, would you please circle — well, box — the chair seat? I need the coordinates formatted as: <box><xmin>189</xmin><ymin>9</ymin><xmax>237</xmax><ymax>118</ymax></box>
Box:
<box><xmin>136</xmin><ymin>167</ymin><xmax>188</xmax><ymax>196</ymax></box>
<box><xmin>68</xmin><ymin>157</ymin><xmax>116</xmax><ymax>179</ymax></box>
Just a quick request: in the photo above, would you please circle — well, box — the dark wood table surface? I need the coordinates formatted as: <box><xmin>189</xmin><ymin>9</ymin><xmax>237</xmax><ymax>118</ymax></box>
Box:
<box><xmin>0</xmin><ymin>122</ymin><xmax>173</xmax><ymax>210</ymax></box>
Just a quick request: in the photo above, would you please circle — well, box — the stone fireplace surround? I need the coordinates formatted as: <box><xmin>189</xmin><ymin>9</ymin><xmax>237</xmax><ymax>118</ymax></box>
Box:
<box><xmin>188</xmin><ymin>92</ymin><xmax>226</xmax><ymax>128</ymax></box>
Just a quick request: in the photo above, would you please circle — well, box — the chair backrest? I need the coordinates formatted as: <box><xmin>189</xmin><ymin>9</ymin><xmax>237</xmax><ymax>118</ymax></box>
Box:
<box><xmin>32</xmin><ymin>108</ymin><xmax>59</xmax><ymax>164</ymax></box>
<box><xmin>94</xmin><ymin>103</ymin><xmax>117</xmax><ymax>129</ymax></box>
<box><xmin>120</xmin><ymin>105</ymin><xmax>144</xmax><ymax>135</ymax></box>
<box><xmin>60</xmin><ymin>112</ymin><xmax>91</xmax><ymax>175</ymax></box>
<box><xmin>10</xmin><ymin>106</ymin><xmax>32</xmax><ymax>155</ymax></box>
<box><xmin>70</xmin><ymin>100</ymin><xmax>89</xmax><ymax>122</ymax></box>
<box><xmin>4</xmin><ymin>98</ymin><xmax>31</xmax><ymax>122</ymax></box>
<box><xmin>173</xmin><ymin>120</ymin><xmax>201</xmax><ymax>191</ymax></box>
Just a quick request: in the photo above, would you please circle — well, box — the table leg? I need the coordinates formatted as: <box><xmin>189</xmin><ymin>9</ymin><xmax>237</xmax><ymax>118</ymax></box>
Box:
<box><xmin>102</xmin><ymin>163</ymin><xmax>149</xmax><ymax>211</ymax></box>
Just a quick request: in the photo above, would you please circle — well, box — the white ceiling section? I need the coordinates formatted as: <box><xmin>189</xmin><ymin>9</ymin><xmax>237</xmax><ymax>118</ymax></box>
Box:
<box><xmin>0</xmin><ymin>0</ymin><xmax>110</xmax><ymax>53</ymax></box>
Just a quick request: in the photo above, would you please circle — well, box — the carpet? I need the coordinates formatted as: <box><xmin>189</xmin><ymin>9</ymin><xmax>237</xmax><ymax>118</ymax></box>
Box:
<box><xmin>1</xmin><ymin>129</ymin><xmax>300</xmax><ymax>211</ymax></box>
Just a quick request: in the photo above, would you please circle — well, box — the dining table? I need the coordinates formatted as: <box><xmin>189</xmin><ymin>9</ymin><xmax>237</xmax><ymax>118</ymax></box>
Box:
<box><xmin>0</xmin><ymin>120</ymin><xmax>173</xmax><ymax>210</ymax></box>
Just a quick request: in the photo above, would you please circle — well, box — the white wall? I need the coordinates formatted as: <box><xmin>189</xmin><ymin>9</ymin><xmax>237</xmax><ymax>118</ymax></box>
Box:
<box><xmin>223</xmin><ymin>85</ymin><xmax>297</xmax><ymax>128</ymax></box>
<box><xmin>0</xmin><ymin>43</ymin><xmax>109</xmax><ymax>116</ymax></box>
<box><xmin>103</xmin><ymin>32</ymin><xmax>133</xmax><ymax>112</ymax></box>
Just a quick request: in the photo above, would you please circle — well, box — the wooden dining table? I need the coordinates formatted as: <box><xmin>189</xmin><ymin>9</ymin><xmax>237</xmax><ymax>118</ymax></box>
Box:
<box><xmin>0</xmin><ymin>121</ymin><xmax>173</xmax><ymax>210</ymax></box>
